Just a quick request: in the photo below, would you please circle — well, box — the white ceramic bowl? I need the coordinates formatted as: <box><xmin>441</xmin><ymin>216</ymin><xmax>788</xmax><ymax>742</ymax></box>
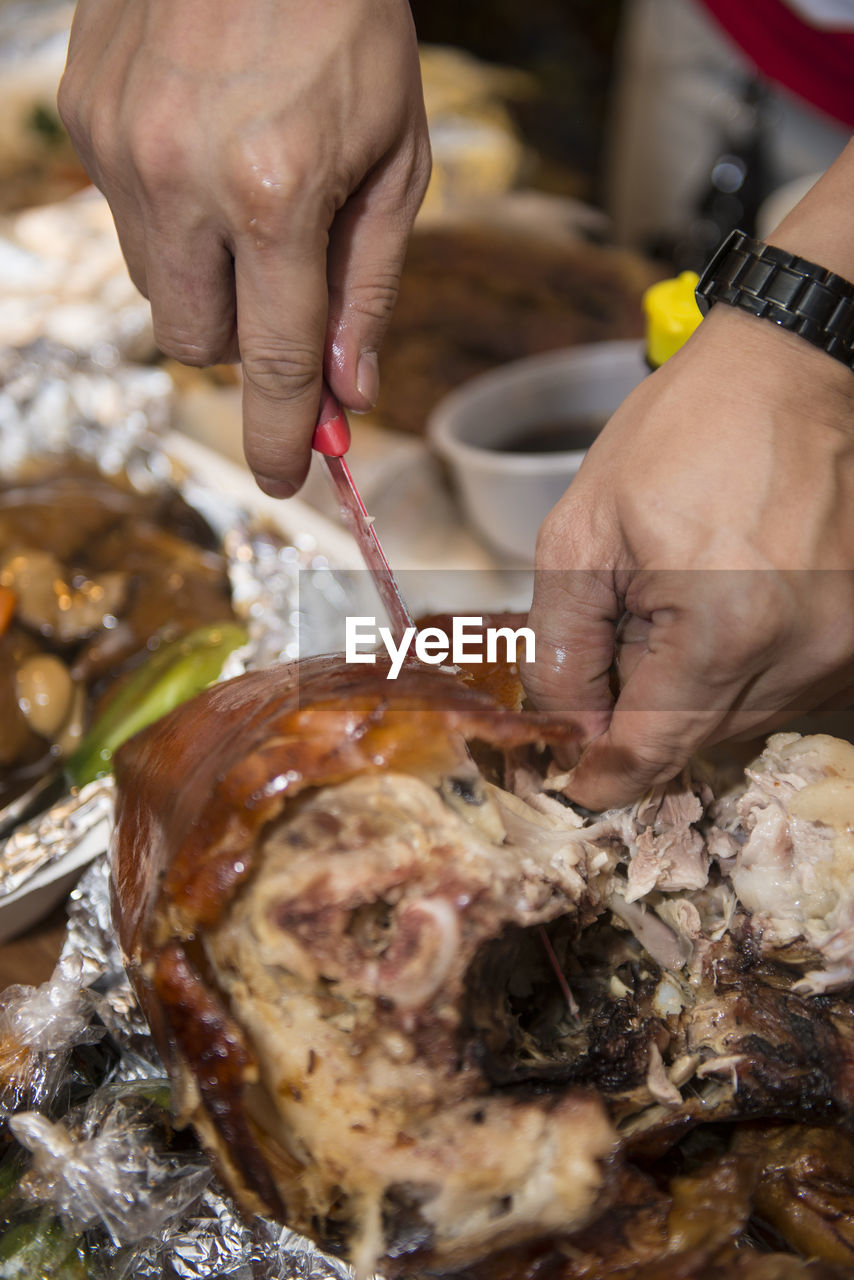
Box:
<box><xmin>427</xmin><ymin>340</ymin><xmax>648</xmax><ymax>564</ymax></box>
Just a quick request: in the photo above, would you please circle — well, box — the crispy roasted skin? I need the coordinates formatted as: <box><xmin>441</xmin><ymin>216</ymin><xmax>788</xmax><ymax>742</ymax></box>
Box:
<box><xmin>113</xmin><ymin>656</ymin><xmax>581</xmax><ymax>953</ymax></box>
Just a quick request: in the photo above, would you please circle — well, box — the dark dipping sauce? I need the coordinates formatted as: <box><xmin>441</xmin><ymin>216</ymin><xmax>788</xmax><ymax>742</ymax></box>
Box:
<box><xmin>490</xmin><ymin>420</ymin><xmax>602</xmax><ymax>455</ymax></box>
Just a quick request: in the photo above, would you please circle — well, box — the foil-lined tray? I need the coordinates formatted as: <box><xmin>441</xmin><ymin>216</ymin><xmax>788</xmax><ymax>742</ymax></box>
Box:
<box><xmin>0</xmin><ymin>184</ymin><xmax>380</xmax><ymax>1272</ymax></box>
<box><xmin>0</xmin><ymin>340</ymin><xmax>365</xmax><ymax>934</ymax></box>
<box><xmin>0</xmin><ymin>339</ymin><xmax>378</xmax><ymax>1274</ymax></box>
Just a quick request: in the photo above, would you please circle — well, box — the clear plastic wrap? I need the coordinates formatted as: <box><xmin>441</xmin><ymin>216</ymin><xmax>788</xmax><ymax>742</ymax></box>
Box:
<box><xmin>0</xmin><ymin>847</ymin><xmax>365</xmax><ymax>1279</ymax></box>
<box><xmin>11</xmin><ymin>1085</ymin><xmax>212</xmax><ymax>1246</ymax></box>
<box><xmin>0</xmin><ymin>956</ymin><xmax>105</xmax><ymax>1114</ymax></box>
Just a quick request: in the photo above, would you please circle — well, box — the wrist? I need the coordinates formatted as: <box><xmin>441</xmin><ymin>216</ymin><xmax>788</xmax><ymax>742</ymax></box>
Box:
<box><xmin>696</xmin><ymin>229</ymin><xmax>854</xmax><ymax>377</ymax></box>
<box><xmin>692</xmin><ymin>140</ymin><xmax>854</xmax><ymax>403</ymax></box>
<box><xmin>686</xmin><ymin>305</ymin><xmax>854</xmax><ymax>440</ymax></box>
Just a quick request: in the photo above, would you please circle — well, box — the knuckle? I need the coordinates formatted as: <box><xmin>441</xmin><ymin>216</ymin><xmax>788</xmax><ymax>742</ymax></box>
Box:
<box><xmin>520</xmin><ymin>662</ymin><xmax>598</xmax><ymax>721</ymax></box>
<box><xmin>346</xmin><ymin>270</ymin><xmax>401</xmax><ymax>326</ymax></box>
<box><xmin>80</xmin><ymin>98</ymin><xmax>122</xmax><ymax>179</ymax></box>
<box><xmin>123</xmin><ymin>257</ymin><xmax>149</xmax><ymax>299</ymax></box>
<box><xmin>628</xmin><ymin>735</ymin><xmax>683</xmax><ymax>776</ymax></box>
<box><xmin>612</xmin><ymin>732</ymin><xmax>691</xmax><ymax>793</ymax></box>
<box><xmin>227</xmin><ymin>139</ymin><xmax>320</xmax><ymax>235</ymax></box>
<box><xmin>152</xmin><ymin>327</ymin><xmax>220</xmax><ymax>367</ymax></box>
<box><xmin>534</xmin><ymin>508</ymin><xmax>570</xmax><ymax>566</ymax></box>
<box><xmin>534</xmin><ymin>501</ymin><xmax>591</xmax><ymax>570</ymax></box>
<box><xmin>517</xmin><ymin>657</ymin><xmax>551</xmax><ymax>707</ymax></box>
<box><xmin>821</xmin><ymin>617</ymin><xmax>854</xmax><ymax>671</ymax></box>
<box><xmin>90</xmin><ymin>93</ymin><xmax>120</xmax><ymax>153</ymax></box>
<box><xmin>241</xmin><ymin>343</ymin><xmax>318</xmax><ymax>399</ymax></box>
<box><xmin>702</xmin><ymin>585</ymin><xmax>788</xmax><ymax>678</ymax></box>
<box><xmin>386</xmin><ymin>135</ymin><xmax>432</xmax><ymax>216</ymax></box>
<box><xmin>127</xmin><ymin>115</ymin><xmax>186</xmax><ymax>192</ymax></box>
<box><xmin>411</xmin><ymin>139</ymin><xmax>433</xmax><ymax>200</ymax></box>
<box><xmin>55</xmin><ymin>74</ymin><xmax>80</xmax><ymax>137</ymax></box>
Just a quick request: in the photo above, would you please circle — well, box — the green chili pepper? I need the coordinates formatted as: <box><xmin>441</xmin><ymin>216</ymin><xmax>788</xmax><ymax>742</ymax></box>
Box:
<box><xmin>0</xmin><ymin>1219</ymin><xmax>89</xmax><ymax>1279</ymax></box>
<box><xmin>65</xmin><ymin>621</ymin><xmax>249</xmax><ymax>788</ymax></box>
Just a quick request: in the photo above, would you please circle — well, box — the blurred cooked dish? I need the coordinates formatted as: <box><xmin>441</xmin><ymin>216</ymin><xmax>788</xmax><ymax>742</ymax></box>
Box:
<box><xmin>112</xmin><ymin>649</ymin><xmax>854</xmax><ymax>1278</ymax></box>
<box><xmin>375</xmin><ymin>223</ymin><xmax>660</xmax><ymax>435</ymax></box>
<box><xmin>0</xmin><ymin>462</ymin><xmax>235</xmax><ymax>809</ymax></box>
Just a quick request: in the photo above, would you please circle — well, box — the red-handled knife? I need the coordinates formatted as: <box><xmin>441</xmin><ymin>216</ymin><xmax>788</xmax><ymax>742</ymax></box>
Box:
<box><xmin>313</xmin><ymin>389</ymin><xmax>415</xmax><ymax>644</ymax></box>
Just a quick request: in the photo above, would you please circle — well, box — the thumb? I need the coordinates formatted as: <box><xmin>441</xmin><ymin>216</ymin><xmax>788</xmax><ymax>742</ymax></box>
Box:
<box><xmin>522</xmin><ymin>568</ymin><xmax>622</xmax><ymax>744</ymax></box>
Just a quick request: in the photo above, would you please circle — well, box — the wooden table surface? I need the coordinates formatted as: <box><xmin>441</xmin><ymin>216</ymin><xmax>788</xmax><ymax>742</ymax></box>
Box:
<box><xmin>0</xmin><ymin>902</ymin><xmax>69</xmax><ymax>992</ymax></box>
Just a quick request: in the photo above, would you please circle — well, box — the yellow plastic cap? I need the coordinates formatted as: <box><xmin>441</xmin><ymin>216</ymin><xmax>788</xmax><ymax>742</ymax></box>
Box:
<box><xmin>643</xmin><ymin>271</ymin><xmax>702</xmax><ymax>367</ymax></box>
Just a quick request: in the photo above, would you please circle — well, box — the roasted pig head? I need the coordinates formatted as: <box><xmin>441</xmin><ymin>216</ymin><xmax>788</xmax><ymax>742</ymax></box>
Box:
<box><xmin>111</xmin><ymin>655</ymin><xmax>615</xmax><ymax>1275</ymax></box>
<box><xmin>112</xmin><ymin>653</ymin><xmax>854</xmax><ymax>1278</ymax></box>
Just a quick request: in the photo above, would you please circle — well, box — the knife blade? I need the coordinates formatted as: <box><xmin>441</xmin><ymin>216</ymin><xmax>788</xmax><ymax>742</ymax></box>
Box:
<box><xmin>313</xmin><ymin>390</ymin><xmax>415</xmax><ymax>644</ymax></box>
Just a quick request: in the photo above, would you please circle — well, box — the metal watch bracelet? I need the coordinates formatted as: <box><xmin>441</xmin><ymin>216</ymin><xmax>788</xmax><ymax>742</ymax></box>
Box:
<box><xmin>695</xmin><ymin>228</ymin><xmax>854</xmax><ymax>372</ymax></box>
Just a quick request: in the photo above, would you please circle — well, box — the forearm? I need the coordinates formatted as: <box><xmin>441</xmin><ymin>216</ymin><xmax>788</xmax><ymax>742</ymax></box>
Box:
<box><xmin>768</xmin><ymin>136</ymin><xmax>854</xmax><ymax>277</ymax></box>
<box><xmin>694</xmin><ymin>137</ymin><xmax>854</xmax><ymax>432</ymax></box>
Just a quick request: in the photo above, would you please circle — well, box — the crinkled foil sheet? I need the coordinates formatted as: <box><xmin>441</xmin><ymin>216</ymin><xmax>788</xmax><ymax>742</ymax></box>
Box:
<box><xmin>0</xmin><ymin>342</ymin><xmax>370</xmax><ymax>1275</ymax></box>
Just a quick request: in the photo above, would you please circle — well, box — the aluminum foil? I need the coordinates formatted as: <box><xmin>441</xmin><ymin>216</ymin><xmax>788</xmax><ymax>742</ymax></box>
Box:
<box><xmin>0</xmin><ymin>777</ymin><xmax>113</xmax><ymax>901</ymax></box>
<box><xmin>0</xmin><ymin>340</ymin><xmax>350</xmax><ymax>901</ymax></box>
<box><xmin>2</xmin><ymin>856</ymin><xmax>364</xmax><ymax>1280</ymax></box>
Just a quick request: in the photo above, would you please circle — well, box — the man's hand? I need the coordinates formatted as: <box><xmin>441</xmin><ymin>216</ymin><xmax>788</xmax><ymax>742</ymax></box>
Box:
<box><xmin>58</xmin><ymin>0</ymin><xmax>431</xmax><ymax>495</ymax></box>
<box><xmin>523</xmin><ymin>303</ymin><xmax>854</xmax><ymax>811</ymax></box>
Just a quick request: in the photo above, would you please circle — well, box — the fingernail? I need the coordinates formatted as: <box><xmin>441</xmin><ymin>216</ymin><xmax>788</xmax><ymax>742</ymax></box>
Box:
<box><xmin>356</xmin><ymin>350</ymin><xmax>379</xmax><ymax>408</ymax></box>
<box><xmin>256</xmin><ymin>475</ymin><xmax>296</xmax><ymax>499</ymax></box>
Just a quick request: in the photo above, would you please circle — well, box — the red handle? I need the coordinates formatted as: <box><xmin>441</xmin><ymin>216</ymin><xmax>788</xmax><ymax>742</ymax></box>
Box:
<box><xmin>312</xmin><ymin>386</ymin><xmax>351</xmax><ymax>457</ymax></box>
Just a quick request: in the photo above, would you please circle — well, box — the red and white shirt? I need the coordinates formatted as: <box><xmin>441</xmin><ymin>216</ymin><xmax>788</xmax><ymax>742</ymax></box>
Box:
<box><xmin>700</xmin><ymin>0</ymin><xmax>854</xmax><ymax>128</ymax></box>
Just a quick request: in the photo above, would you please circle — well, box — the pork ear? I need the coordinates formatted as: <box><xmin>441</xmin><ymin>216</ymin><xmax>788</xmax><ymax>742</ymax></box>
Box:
<box><xmin>149</xmin><ymin>942</ymin><xmax>287</xmax><ymax>1220</ymax></box>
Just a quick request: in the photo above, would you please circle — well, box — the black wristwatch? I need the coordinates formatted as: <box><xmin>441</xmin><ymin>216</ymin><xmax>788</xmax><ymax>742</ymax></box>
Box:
<box><xmin>695</xmin><ymin>228</ymin><xmax>854</xmax><ymax>372</ymax></box>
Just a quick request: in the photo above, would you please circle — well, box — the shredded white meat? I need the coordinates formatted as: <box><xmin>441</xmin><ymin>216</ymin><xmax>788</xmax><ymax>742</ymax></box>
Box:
<box><xmin>199</xmin><ymin>730</ymin><xmax>854</xmax><ymax>1271</ymax></box>
<box><xmin>730</xmin><ymin>733</ymin><xmax>854</xmax><ymax>988</ymax></box>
